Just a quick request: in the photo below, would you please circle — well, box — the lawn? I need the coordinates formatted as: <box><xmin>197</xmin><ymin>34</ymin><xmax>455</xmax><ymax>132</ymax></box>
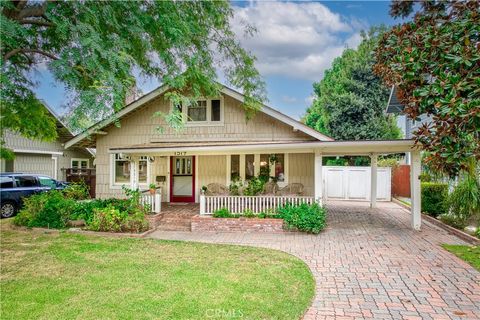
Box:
<box><xmin>0</xmin><ymin>221</ymin><xmax>314</xmax><ymax>319</ymax></box>
<box><xmin>443</xmin><ymin>244</ymin><xmax>480</xmax><ymax>271</ymax></box>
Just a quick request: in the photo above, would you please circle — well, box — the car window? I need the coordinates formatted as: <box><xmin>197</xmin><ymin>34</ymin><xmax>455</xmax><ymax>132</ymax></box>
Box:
<box><xmin>14</xmin><ymin>176</ymin><xmax>39</xmax><ymax>187</ymax></box>
<box><xmin>0</xmin><ymin>176</ymin><xmax>14</xmax><ymax>188</ymax></box>
<box><xmin>38</xmin><ymin>176</ymin><xmax>57</xmax><ymax>188</ymax></box>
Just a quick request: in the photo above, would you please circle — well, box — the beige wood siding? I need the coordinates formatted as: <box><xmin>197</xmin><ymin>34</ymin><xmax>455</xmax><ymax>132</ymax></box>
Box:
<box><xmin>94</xmin><ymin>92</ymin><xmax>317</xmax><ymax>199</ymax></box>
<box><xmin>13</xmin><ymin>154</ymin><xmax>53</xmax><ymax>177</ymax></box>
<box><xmin>288</xmin><ymin>153</ymin><xmax>314</xmax><ymax>196</ymax></box>
<box><xmin>2</xmin><ymin>130</ymin><xmax>93</xmax><ymax>181</ymax></box>
<box><xmin>198</xmin><ymin>155</ymin><xmax>227</xmax><ymax>191</ymax></box>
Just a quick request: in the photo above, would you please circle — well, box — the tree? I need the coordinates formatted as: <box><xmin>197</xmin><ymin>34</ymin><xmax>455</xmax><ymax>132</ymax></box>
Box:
<box><xmin>0</xmin><ymin>0</ymin><xmax>265</xmax><ymax>157</ymax></box>
<box><xmin>304</xmin><ymin>27</ymin><xmax>400</xmax><ymax>141</ymax></box>
<box><xmin>374</xmin><ymin>0</ymin><xmax>479</xmax><ymax>177</ymax></box>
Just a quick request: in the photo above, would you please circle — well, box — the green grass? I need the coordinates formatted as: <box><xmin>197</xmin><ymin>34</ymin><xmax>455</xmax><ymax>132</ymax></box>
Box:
<box><xmin>443</xmin><ymin>244</ymin><xmax>480</xmax><ymax>271</ymax></box>
<box><xmin>0</xmin><ymin>220</ymin><xmax>314</xmax><ymax>319</ymax></box>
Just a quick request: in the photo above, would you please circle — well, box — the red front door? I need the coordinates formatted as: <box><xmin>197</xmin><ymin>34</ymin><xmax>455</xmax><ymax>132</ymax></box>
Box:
<box><xmin>170</xmin><ymin>156</ymin><xmax>195</xmax><ymax>202</ymax></box>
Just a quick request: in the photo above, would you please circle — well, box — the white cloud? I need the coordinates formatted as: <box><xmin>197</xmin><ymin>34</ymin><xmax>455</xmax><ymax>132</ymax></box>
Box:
<box><xmin>281</xmin><ymin>95</ymin><xmax>299</xmax><ymax>104</ymax></box>
<box><xmin>232</xmin><ymin>1</ymin><xmax>364</xmax><ymax>81</ymax></box>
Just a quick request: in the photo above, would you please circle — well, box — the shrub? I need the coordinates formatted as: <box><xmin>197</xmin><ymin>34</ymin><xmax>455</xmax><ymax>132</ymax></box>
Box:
<box><xmin>277</xmin><ymin>203</ymin><xmax>326</xmax><ymax>234</ymax></box>
<box><xmin>421</xmin><ymin>182</ymin><xmax>448</xmax><ymax>217</ymax></box>
<box><xmin>89</xmin><ymin>205</ymin><xmax>148</xmax><ymax>233</ymax></box>
<box><xmin>63</xmin><ymin>181</ymin><xmax>90</xmax><ymax>200</ymax></box>
<box><xmin>438</xmin><ymin>213</ymin><xmax>467</xmax><ymax>230</ymax></box>
<box><xmin>14</xmin><ymin>191</ymin><xmax>75</xmax><ymax>228</ymax></box>
<box><xmin>228</xmin><ymin>179</ymin><xmax>243</xmax><ymax>196</ymax></box>
<box><xmin>378</xmin><ymin>158</ymin><xmax>398</xmax><ymax>168</ymax></box>
<box><xmin>243</xmin><ymin>209</ymin><xmax>255</xmax><ymax>218</ymax></box>
<box><xmin>213</xmin><ymin>208</ymin><xmax>236</xmax><ymax>218</ymax></box>
<box><xmin>447</xmin><ymin>173</ymin><xmax>480</xmax><ymax>224</ymax></box>
<box><xmin>243</xmin><ymin>177</ymin><xmax>265</xmax><ymax>196</ymax></box>
<box><xmin>70</xmin><ymin>199</ymin><xmax>107</xmax><ymax>225</ymax></box>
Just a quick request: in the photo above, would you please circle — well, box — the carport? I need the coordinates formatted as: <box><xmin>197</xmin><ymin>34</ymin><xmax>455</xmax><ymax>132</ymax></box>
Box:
<box><xmin>310</xmin><ymin>140</ymin><xmax>421</xmax><ymax>230</ymax></box>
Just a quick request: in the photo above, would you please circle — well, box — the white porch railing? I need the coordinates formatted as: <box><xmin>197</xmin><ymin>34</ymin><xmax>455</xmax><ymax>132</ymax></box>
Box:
<box><xmin>200</xmin><ymin>194</ymin><xmax>315</xmax><ymax>215</ymax></box>
<box><xmin>141</xmin><ymin>192</ymin><xmax>162</xmax><ymax>214</ymax></box>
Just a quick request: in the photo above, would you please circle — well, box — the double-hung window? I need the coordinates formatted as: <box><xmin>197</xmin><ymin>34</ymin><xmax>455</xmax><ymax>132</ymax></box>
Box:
<box><xmin>175</xmin><ymin>98</ymin><xmax>223</xmax><ymax>125</ymax></box>
<box><xmin>113</xmin><ymin>154</ymin><xmax>131</xmax><ymax>185</ymax></box>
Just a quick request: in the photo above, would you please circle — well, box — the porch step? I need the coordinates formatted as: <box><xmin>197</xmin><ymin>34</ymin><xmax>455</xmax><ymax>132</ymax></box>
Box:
<box><xmin>155</xmin><ymin>213</ymin><xmax>193</xmax><ymax>231</ymax></box>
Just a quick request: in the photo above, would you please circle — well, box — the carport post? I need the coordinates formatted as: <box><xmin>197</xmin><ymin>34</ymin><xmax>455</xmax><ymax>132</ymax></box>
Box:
<box><xmin>410</xmin><ymin>151</ymin><xmax>421</xmax><ymax>230</ymax></box>
<box><xmin>314</xmin><ymin>151</ymin><xmax>323</xmax><ymax>205</ymax></box>
<box><xmin>370</xmin><ymin>154</ymin><xmax>378</xmax><ymax>208</ymax></box>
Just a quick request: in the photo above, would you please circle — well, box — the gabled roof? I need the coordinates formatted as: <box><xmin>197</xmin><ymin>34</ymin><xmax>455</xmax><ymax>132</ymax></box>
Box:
<box><xmin>65</xmin><ymin>83</ymin><xmax>333</xmax><ymax>149</ymax></box>
<box><xmin>42</xmin><ymin>103</ymin><xmax>95</xmax><ymax>156</ymax></box>
<box><xmin>386</xmin><ymin>86</ymin><xmax>404</xmax><ymax>114</ymax></box>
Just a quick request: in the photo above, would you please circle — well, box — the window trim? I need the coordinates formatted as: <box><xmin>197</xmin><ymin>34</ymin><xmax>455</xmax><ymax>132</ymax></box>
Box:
<box><xmin>226</xmin><ymin>153</ymin><xmax>289</xmax><ymax>187</ymax></box>
<box><xmin>71</xmin><ymin>158</ymin><xmax>89</xmax><ymax>169</ymax></box>
<box><xmin>172</xmin><ymin>97</ymin><xmax>224</xmax><ymax>127</ymax></box>
<box><xmin>110</xmin><ymin>154</ymin><xmax>151</xmax><ymax>189</ymax></box>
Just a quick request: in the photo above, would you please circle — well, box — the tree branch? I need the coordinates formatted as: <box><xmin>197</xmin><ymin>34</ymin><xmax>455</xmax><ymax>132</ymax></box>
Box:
<box><xmin>3</xmin><ymin>48</ymin><xmax>58</xmax><ymax>62</ymax></box>
<box><xmin>18</xmin><ymin>19</ymin><xmax>54</xmax><ymax>27</ymax></box>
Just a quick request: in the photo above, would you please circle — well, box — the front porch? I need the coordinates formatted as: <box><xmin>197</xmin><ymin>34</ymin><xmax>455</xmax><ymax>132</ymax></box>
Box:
<box><xmin>118</xmin><ymin>140</ymin><xmax>422</xmax><ymax>230</ymax></box>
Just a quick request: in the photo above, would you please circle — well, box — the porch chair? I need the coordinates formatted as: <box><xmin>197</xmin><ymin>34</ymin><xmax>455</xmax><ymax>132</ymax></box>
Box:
<box><xmin>204</xmin><ymin>183</ymin><xmax>229</xmax><ymax>196</ymax></box>
<box><xmin>276</xmin><ymin>183</ymin><xmax>304</xmax><ymax>196</ymax></box>
<box><xmin>262</xmin><ymin>181</ymin><xmax>279</xmax><ymax>195</ymax></box>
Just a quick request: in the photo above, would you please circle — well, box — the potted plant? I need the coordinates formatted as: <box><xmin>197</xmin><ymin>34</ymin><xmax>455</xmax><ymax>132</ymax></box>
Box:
<box><xmin>149</xmin><ymin>183</ymin><xmax>156</xmax><ymax>195</ymax></box>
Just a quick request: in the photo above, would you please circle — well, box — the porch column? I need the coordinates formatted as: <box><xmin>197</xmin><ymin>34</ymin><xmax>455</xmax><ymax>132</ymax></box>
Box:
<box><xmin>370</xmin><ymin>154</ymin><xmax>378</xmax><ymax>208</ymax></box>
<box><xmin>410</xmin><ymin>151</ymin><xmax>421</xmax><ymax>230</ymax></box>
<box><xmin>130</xmin><ymin>159</ymin><xmax>138</xmax><ymax>190</ymax></box>
<box><xmin>314</xmin><ymin>151</ymin><xmax>323</xmax><ymax>205</ymax></box>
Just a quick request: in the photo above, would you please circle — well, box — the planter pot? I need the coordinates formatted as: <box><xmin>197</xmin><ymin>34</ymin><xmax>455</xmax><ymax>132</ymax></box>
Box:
<box><xmin>149</xmin><ymin>189</ymin><xmax>156</xmax><ymax>195</ymax></box>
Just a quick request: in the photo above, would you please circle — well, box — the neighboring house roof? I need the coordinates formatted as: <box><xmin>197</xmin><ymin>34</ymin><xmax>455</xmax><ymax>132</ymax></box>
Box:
<box><xmin>65</xmin><ymin>83</ymin><xmax>333</xmax><ymax>149</ymax></box>
<box><xmin>40</xmin><ymin>103</ymin><xmax>95</xmax><ymax>156</ymax></box>
<box><xmin>386</xmin><ymin>86</ymin><xmax>404</xmax><ymax>114</ymax></box>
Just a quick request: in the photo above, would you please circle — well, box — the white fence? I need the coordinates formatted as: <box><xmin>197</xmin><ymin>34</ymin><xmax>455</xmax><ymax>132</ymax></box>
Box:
<box><xmin>323</xmin><ymin>166</ymin><xmax>391</xmax><ymax>201</ymax></box>
<box><xmin>200</xmin><ymin>195</ymin><xmax>315</xmax><ymax>215</ymax></box>
<box><xmin>141</xmin><ymin>193</ymin><xmax>162</xmax><ymax>214</ymax></box>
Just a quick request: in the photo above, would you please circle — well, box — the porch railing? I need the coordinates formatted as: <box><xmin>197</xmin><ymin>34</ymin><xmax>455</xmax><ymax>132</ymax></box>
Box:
<box><xmin>141</xmin><ymin>192</ymin><xmax>162</xmax><ymax>214</ymax></box>
<box><xmin>199</xmin><ymin>194</ymin><xmax>315</xmax><ymax>215</ymax></box>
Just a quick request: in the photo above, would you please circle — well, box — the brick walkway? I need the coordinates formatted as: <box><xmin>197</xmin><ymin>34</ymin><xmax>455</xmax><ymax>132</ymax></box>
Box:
<box><xmin>149</xmin><ymin>201</ymin><xmax>480</xmax><ymax>320</ymax></box>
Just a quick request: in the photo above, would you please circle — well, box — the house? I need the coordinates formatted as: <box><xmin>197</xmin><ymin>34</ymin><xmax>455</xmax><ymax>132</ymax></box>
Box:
<box><xmin>386</xmin><ymin>86</ymin><xmax>432</xmax><ymax>164</ymax></box>
<box><xmin>1</xmin><ymin>104</ymin><xmax>94</xmax><ymax>181</ymax></box>
<box><xmin>65</xmin><ymin>84</ymin><xmax>423</xmax><ymax>229</ymax></box>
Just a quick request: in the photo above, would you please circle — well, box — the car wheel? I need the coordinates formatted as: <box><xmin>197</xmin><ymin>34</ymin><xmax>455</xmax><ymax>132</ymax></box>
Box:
<box><xmin>1</xmin><ymin>202</ymin><xmax>17</xmax><ymax>218</ymax></box>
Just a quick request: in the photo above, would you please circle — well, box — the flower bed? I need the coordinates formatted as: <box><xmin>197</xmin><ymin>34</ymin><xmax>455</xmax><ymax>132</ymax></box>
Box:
<box><xmin>195</xmin><ymin>202</ymin><xmax>327</xmax><ymax>234</ymax></box>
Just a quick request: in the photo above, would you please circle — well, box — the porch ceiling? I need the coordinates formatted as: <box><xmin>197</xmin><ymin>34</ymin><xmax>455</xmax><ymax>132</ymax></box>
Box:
<box><xmin>109</xmin><ymin>139</ymin><xmax>417</xmax><ymax>156</ymax></box>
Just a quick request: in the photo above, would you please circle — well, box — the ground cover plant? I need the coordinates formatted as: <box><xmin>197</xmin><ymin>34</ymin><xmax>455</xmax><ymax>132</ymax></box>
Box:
<box><xmin>0</xmin><ymin>220</ymin><xmax>314</xmax><ymax>320</ymax></box>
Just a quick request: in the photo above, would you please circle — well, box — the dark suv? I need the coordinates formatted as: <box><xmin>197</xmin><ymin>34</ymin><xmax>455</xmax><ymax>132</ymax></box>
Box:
<box><xmin>0</xmin><ymin>173</ymin><xmax>67</xmax><ymax>218</ymax></box>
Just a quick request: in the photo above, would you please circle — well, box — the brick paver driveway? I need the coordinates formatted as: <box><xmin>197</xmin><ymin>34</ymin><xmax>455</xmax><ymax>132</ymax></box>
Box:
<box><xmin>149</xmin><ymin>201</ymin><xmax>480</xmax><ymax>320</ymax></box>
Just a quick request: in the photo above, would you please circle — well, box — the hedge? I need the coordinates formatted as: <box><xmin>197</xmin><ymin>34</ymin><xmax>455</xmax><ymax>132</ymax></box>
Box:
<box><xmin>421</xmin><ymin>182</ymin><xmax>448</xmax><ymax>217</ymax></box>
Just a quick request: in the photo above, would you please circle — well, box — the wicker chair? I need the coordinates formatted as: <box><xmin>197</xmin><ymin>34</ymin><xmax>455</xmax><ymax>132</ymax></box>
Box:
<box><xmin>204</xmin><ymin>183</ymin><xmax>229</xmax><ymax>196</ymax></box>
<box><xmin>262</xmin><ymin>181</ymin><xmax>279</xmax><ymax>195</ymax></box>
<box><xmin>276</xmin><ymin>183</ymin><xmax>304</xmax><ymax>196</ymax></box>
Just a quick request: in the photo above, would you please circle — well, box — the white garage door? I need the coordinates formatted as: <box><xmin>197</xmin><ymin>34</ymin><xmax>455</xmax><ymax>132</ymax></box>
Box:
<box><xmin>324</xmin><ymin>166</ymin><xmax>391</xmax><ymax>201</ymax></box>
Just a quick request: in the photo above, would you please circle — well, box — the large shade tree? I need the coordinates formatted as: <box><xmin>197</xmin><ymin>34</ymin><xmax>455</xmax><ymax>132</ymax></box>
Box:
<box><xmin>374</xmin><ymin>0</ymin><xmax>479</xmax><ymax>176</ymax></box>
<box><xmin>0</xmin><ymin>0</ymin><xmax>265</xmax><ymax>159</ymax></box>
<box><xmin>304</xmin><ymin>27</ymin><xmax>400</xmax><ymax>141</ymax></box>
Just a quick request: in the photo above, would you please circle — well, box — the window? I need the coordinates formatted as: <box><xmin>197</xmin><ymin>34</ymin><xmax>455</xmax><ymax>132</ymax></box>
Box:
<box><xmin>274</xmin><ymin>154</ymin><xmax>285</xmax><ymax>182</ymax></box>
<box><xmin>211</xmin><ymin>99</ymin><xmax>221</xmax><ymax>121</ymax></box>
<box><xmin>245</xmin><ymin>154</ymin><xmax>255</xmax><ymax>180</ymax></box>
<box><xmin>138</xmin><ymin>156</ymin><xmax>148</xmax><ymax>184</ymax></box>
<box><xmin>0</xmin><ymin>176</ymin><xmax>14</xmax><ymax>188</ymax></box>
<box><xmin>71</xmin><ymin>158</ymin><xmax>89</xmax><ymax>169</ymax></box>
<box><xmin>230</xmin><ymin>155</ymin><xmax>240</xmax><ymax>181</ymax></box>
<box><xmin>187</xmin><ymin>100</ymin><xmax>207</xmax><ymax>122</ymax></box>
<box><xmin>175</xmin><ymin>98</ymin><xmax>223</xmax><ymax>125</ymax></box>
<box><xmin>114</xmin><ymin>154</ymin><xmax>131</xmax><ymax>184</ymax></box>
<box><xmin>38</xmin><ymin>176</ymin><xmax>57</xmax><ymax>188</ymax></box>
<box><xmin>228</xmin><ymin>154</ymin><xmax>288</xmax><ymax>185</ymax></box>
<box><xmin>14</xmin><ymin>176</ymin><xmax>38</xmax><ymax>187</ymax></box>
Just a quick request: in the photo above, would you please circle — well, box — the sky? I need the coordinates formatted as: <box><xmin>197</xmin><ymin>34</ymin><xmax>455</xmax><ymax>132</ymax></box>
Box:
<box><xmin>33</xmin><ymin>1</ymin><xmax>402</xmax><ymax>121</ymax></box>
